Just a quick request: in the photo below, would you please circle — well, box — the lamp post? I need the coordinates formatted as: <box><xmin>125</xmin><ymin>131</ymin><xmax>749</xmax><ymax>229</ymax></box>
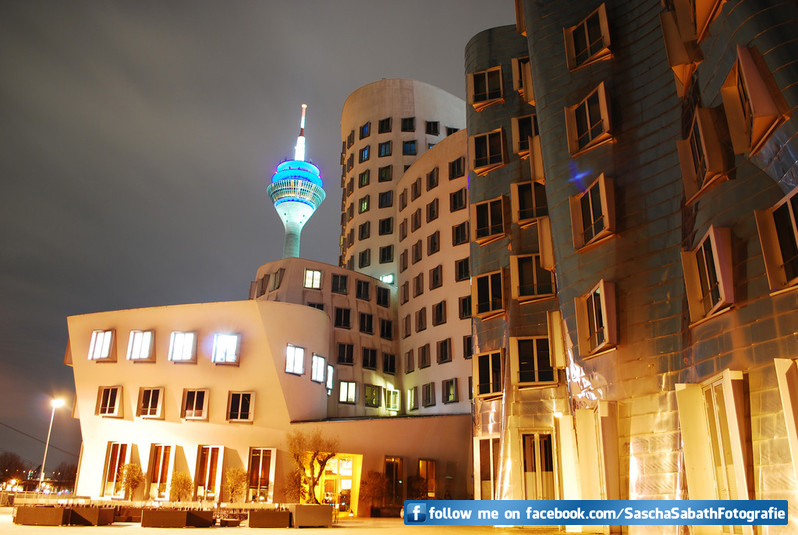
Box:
<box><xmin>39</xmin><ymin>398</ymin><xmax>65</xmax><ymax>492</ymax></box>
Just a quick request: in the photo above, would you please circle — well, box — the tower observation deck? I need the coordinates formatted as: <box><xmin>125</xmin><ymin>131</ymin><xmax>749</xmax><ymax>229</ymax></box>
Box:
<box><xmin>267</xmin><ymin>104</ymin><xmax>326</xmax><ymax>259</ymax></box>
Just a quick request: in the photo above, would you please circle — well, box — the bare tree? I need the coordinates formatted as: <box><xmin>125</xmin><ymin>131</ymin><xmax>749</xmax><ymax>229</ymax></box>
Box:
<box><xmin>0</xmin><ymin>452</ymin><xmax>29</xmax><ymax>483</ymax></box>
<box><xmin>286</xmin><ymin>428</ymin><xmax>338</xmax><ymax>504</ymax></box>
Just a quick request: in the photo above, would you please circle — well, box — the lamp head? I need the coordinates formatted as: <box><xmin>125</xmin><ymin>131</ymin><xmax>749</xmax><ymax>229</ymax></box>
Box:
<box><xmin>51</xmin><ymin>398</ymin><xmax>65</xmax><ymax>409</ymax></box>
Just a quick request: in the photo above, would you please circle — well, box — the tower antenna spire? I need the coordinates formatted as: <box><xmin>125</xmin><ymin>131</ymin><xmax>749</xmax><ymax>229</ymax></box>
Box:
<box><xmin>295</xmin><ymin>104</ymin><xmax>308</xmax><ymax>161</ymax></box>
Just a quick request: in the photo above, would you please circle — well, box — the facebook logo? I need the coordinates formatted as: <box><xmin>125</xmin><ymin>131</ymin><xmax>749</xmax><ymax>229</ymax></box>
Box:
<box><xmin>405</xmin><ymin>502</ymin><xmax>426</xmax><ymax>523</ymax></box>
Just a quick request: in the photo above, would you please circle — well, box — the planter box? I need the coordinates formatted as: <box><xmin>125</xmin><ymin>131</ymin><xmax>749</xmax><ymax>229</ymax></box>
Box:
<box><xmin>141</xmin><ymin>509</ymin><xmax>214</xmax><ymax>528</ymax></box>
<box><xmin>69</xmin><ymin>506</ymin><xmax>115</xmax><ymax>526</ymax></box>
<box><xmin>220</xmin><ymin>518</ymin><xmax>242</xmax><ymax>527</ymax></box>
<box><xmin>248</xmin><ymin>509</ymin><xmax>291</xmax><ymax>528</ymax></box>
<box><xmin>289</xmin><ymin>504</ymin><xmax>333</xmax><ymax>527</ymax></box>
<box><xmin>14</xmin><ymin>505</ymin><xmax>69</xmax><ymax>526</ymax></box>
<box><xmin>115</xmin><ymin>506</ymin><xmax>143</xmax><ymax>522</ymax></box>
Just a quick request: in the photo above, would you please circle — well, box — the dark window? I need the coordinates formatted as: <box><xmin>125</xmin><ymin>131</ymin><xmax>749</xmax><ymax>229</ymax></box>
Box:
<box><xmin>427</xmin><ymin>168</ymin><xmax>439</xmax><ymax>191</ymax></box>
<box><xmin>430</xmin><ymin>265</ymin><xmax>443</xmax><ymax>289</ymax></box>
<box><xmin>432</xmin><ymin>301</ymin><xmax>446</xmax><ymax>326</ymax></box>
<box><xmin>378</xmin><ymin>117</ymin><xmax>392</xmax><ymax>133</ymax></box>
<box><xmin>379</xmin><ymin>191</ymin><xmax>393</xmax><ymax>208</ymax></box>
<box><xmin>517</xmin><ymin>115</ymin><xmax>539</xmax><ymax>151</ymax></box>
<box><xmin>399</xmin><ymin>219</ymin><xmax>407</xmax><ymax>241</ymax></box>
<box><xmin>476</xmin><ymin>272</ymin><xmax>503</xmax><ymax>315</ymax></box>
<box><xmin>378</xmin><ymin>141</ymin><xmax>392</xmax><ymax>157</ymax></box>
<box><xmin>426</xmin><ymin>199</ymin><xmax>439</xmax><ymax>223</ymax></box>
<box><xmin>473</xmin><ymin>68</ymin><xmax>502</xmax><ymax>103</ymax></box>
<box><xmin>358</xmin><ymin>249</ymin><xmax>371</xmax><ymax>268</ymax></box>
<box><xmin>337</xmin><ymin>343</ymin><xmax>354</xmax><ymax>365</ymax></box>
<box><xmin>450</xmin><ymin>188</ymin><xmax>467</xmax><ymax>212</ymax></box>
<box><xmin>359</xmin><ymin>146</ymin><xmax>370</xmax><ymax>163</ymax></box>
<box><xmin>416</xmin><ymin>307</ymin><xmax>427</xmax><ymax>332</ymax></box>
<box><xmin>475</xmin><ymin>199</ymin><xmax>504</xmax><ymax>240</ymax></box>
<box><xmin>334</xmin><ymin>307</ymin><xmax>351</xmax><ymax>329</ymax></box>
<box><xmin>427</xmin><ymin>231</ymin><xmax>440</xmax><ymax>255</ymax></box>
<box><xmin>413</xmin><ymin>273</ymin><xmax>424</xmax><ymax>297</ymax></box>
<box><xmin>399</xmin><ymin>249</ymin><xmax>408</xmax><ymax>272</ymax></box>
<box><xmin>356</xmin><ymin>280</ymin><xmax>370</xmax><ymax>300</ymax></box>
<box><xmin>477</xmin><ymin>351</ymin><xmax>502</xmax><ymax>395</ymax></box>
<box><xmin>455</xmin><ymin>258</ymin><xmax>470</xmax><ymax>281</ymax></box>
<box><xmin>405</xmin><ymin>349</ymin><xmax>415</xmax><ymax>373</ymax></box>
<box><xmin>426</xmin><ymin>121</ymin><xmax>440</xmax><ymax>135</ymax></box>
<box><xmin>474</xmin><ymin>131</ymin><xmax>504</xmax><ymax>169</ymax></box>
<box><xmin>453</xmin><ymin>222</ymin><xmax>469</xmax><ymax>246</ymax></box>
<box><xmin>379</xmin><ymin>217</ymin><xmax>393</xmax><ymax>236</ymax></box>
<box><xmin>419</xmin><ymin>344</ymin><xmax>431</xmax><ymax>368</ymax></box>
<box><xmin>459</xmin><ymin>296</ymin><xmax>472</xmax><ymax>319</ymax></box>
<box><xmin>411</xmin><ymin>209</ymin><xmax>422</xmax><ymax>231</ymax></box>
<box><xmin>400</xmin><ymin>281</ymin><xmax>409</xmax><ymax>304</ymax></box>
<box><xmin>228</xmin><ymin>392</ymin><xmax>252</xmax><ymax>421</ymax></box>
<box><xmin>437</xmin><ymin>338</ymin><xmax>452</xmax><ymax>363</ymax></box>
<box><xmin>518</xmin><ymin>338</ymin><xmax>554</xmax><ymax>383</ymax></box>
<box><xmin>463</xmin><ymin>335</ymin><xmax>473</xmax><ymax>359</ymax></box>
<box><xmin>446</xmin><ymin>126</ymin><xmax>459</xmax><ymax>136</ymax></box>
<box><xmin>377</xmin><ymin>286</ymin><xmax>390</xmax><ymax>307</ymax></box>
<box><xmin>517</xmin><ymin>182</ymin><xmax>548</xmax><ymax>220</ymax></box>
<box><xmin>347</xmin><ymin>130</ymin><xmax>355</xmax><ymax>148</ymax></box>
<box><xmin>411</xmin><ymin>178</ymin><xmax>422</xmax><ymax>200</ymax></box>
<box><xmin>362</xmin><ymin>348</ymin><xmax>378</xmax><ymax>369</ymax></box>
<box><xmin>308</xmin><ymin>302</ymin><xmax>324</xmax><ymax>311</ymax></box>
<box><xmin>403</xmin><ymin>140</ymin><xmax>417</xmax><ymax>155</ymax></box>
<box><xmin>379</xmin><ymin>245</ymin><xmax>394</xmax><ymax>263</ymax></box>
<box><xmin>518</xmin><ymin>255</ymin><xmax>554</xmax><ymax>297</ymax></box>
<box><xmin>412</xmin><ymin>240</ymin><xmax>422</xmax><ymax>263</ymax></box>
<box><xmin>359</xmin><ymin>312</ymin><xmax>374</xmax><ymax>334</ymax></box>
<box><xmin>383</xmin><ymin>353</ymin><xmax>396</xmax><ymax>374</ymax></box>
<box><xmin>358</xmin><ymin>222</ymin><xmax>370</xmax><ymax>240</ymax></box>
<box><xmin>449</xmin><ymin>157</ymin><xmax>465</xmax><ymax>179</ymax></box>
<box><xmin>378</xmin><ymin>165</ymin><xmax>392</xmax><ymax>182</ymax></box>
<box><xmin>401</xmin><ymin>117</ymin><xmax>416</xmax><ymax>131</ymax></box>
<box><xmin>380</xmin><ymin>319</ymin><xmax>393</xmax><ymax>340</ymax></box>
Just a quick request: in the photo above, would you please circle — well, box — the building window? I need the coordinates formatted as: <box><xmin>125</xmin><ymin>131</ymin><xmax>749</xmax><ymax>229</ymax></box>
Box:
<box><xmin>378</xmin><ymin>117</ymin><xmax>392</xmax><ymax>133</ymax></box>
<box><xmin>347</xmin><ymin>130</ymin><xmax>354</xmax><ymax>148</ymax></box>
<box><xmin>347</xmin><ymin>153</ymin><xmax>354</xmax><ymax>171</ymax></box>
<box><xmin>359</xmin><ymin>313</ymin><xmax>374</xmax><ymax>334</ymax></box>
<box><xmin>474</xmin><ymin>197</ymin><xmax>505</xmax><ymax>244</ymax></box>
<box><xmin>311</xmin><ymin>354</ymin><xmax>326</xmax><ymax>383</ymax></box>
<box><xmin>399</xmin><ymin>250</ymin><xmax>408</xmax><ymax>273</ymax></box>
<box><xmin>427</xmin><ymin>168</ymin><xmax>439</xmax><ymax>190</ymax></box>
<box><xmin>362</xmin><ymin>347</ymin><xmax>378</xmax><ymax>369</ymax></box>
<box><xmin>512</xmin><ymin>181</ymin><xmax>548</xmax><ymax>224</ymax></box>
<box><xmin>512</xmin><ymin>254</ymin><xmax>555</xmax><ymax>301</ymax></box>
<box><xmin>470</xmin><ymin>66</ymin><xmax>503</xmax><ymax>110</ymax></box>
<box><xmin>472</xmin><ymin>129</ymin><xmax>505</xmax><ymax>175</ymax></box>
<box><xmin>682</xmin><ymin>226</ymin><xmax>734</xmax><ymax>322</ymax></box>
<box><xmin>403</xmin><ymin>140</ymin><xmax>417</xmax><ymax>155</ymax></box>
<box><xmin>376</xmin><ymin>192</ymin><xmax>392</xmax><ymax>210</ymax></box>
<box><xmin>475</xmin><ymin>271</ymin><xmax>504</xmax><ymax>317</ymax></box>
<box><xmin>385</xmin><ymin>389</ymin><xmax>400</xmax><ymax>411</ymax></box>
<box><xmin>412</xmin><ymin>240</ymin><xmax>422</xmax><ymax>264</ymax></box>
<box><xmin>403</xmin><ymin>314</ymin><xmax>412</xmax><ymax>338</ymax></box>
<box><xmin>455</xmin><ymin>258</ymin><xmax>470</xmax><ymax>282</ymax></box>
<box><xmin>102</xmin><ymin>442</ymin><xmax>129</xmax><ymax>497</ymax></box>
<box><xmin>97</xmin><ymin>386</ymin><xmax>122</xmax><ymax>417</ymax></box>
<box><xmin>401</xmin><ymin>117</ymin><xmax>416</xmax><ymax>132</ymax></box>
<box><xmin>358</xmin><ymin>195</ymin><xmax>370</xmax><ymax>214</ymax></box>
<box><xmin>464</xmin><ymin>335</ymin><xmax>473</xmax><ymax>360</ymax></box>
<box><xmin>565</xmin><ymin>82</ymin><xmax>611</xmax><ymax>156</ymax></box>
<box><xmin>426</xmin><ymin>199</ymin><xmax>439</xmax><ymax>222</ymax></box>
<box><xmin>672</xmin><ymin>0</ymin><xmax>727</xmax><ymax>43</ymax></box>
<box><xmin>127</xmin><ymin>330</ymin><xmax>153</xmax><ymax>361</ymax></box>
<box><xmin>450</xmin><ymin>188</ymin><xmax>467</xmax><ymax>212</ymax></box>
<box><xmin>411</xmin><ymin>209</ymin><xmax>422</xmax><ymax>232</ymax></box>
<box><xmin>512</xmin><ymin>56</ymin><xmax>534</xmax><ymax>104</ymax></box>
<box><xmin>339</xmin><ymin>381</ymin><xmax>357</xmax><ymax>404</ymax></box>
<box><xmin>756</xmin><ymin>186</ymin><xmax>798</xmax><ymax>292</ymax></box>
<box><xmin>356</xmin><ymin>280</ymin><xmax>370</xmax><ymax>300</ymax></box>
<box><xmin>359</xmin><ymin>222</ymin><xmax>371</xmax><ymax>240</ymax></box>
<box><xmin>137</xmin><ymin>387</ymin><xmax>163</xmax><ymax>418</ymax></box>
<box><xmin>399</xmin><ymin>219</ymin><xmax>408</xmax><ymax>241</ymax></box>
<box><xmin>512</xmin><ymin>114</ymin><xmax>539</xmax><ymax>157</ymax></box>
<box><xmin>430</xmin><ymin>265</ymin><xmax>443</xmax><ymax>289</ymax></box>
<box><xmin>378</xmin><ymin>165</ymin><xmax>392</xmax><ymax>182</ymax></box>
<box><xmin>516</xmin><ymin>337</ymin><xmax>554</xmax><ymax>384</ymax></box>
<box><xmin>443</xmin><ymin>379</ymin><xmax>458</xmax><ymax>403</ymax></box>
<box><xmin>437</xmin><ymin>338</ymin><xmax>452</xmax><ymax>363</ymax></box>
<box><xmin>326</xmin><ymin>365</ymin><xmax>334</xmax><ymax>394</ymax></box>
<box><xmin>413</xmin><ymin>273</ymin><xmax>424</xmax><ymax>298</ymax></box>
<box><xmin>419</xmin><ymin>344</ymin><xmax>431</xmax><ymax>368</ymax></box>
<box><xmin>411</xmin><ymin>177</ymin><xmax>422</xmax><ymax>200</ymax></box>
<box><xmin>427</xmin><ymin>231</ymin><xmax>440</xmax><ymax>255</ymax></box>
<box><xmin>308</xmin><ymin>302</ymin><xmax>324</xmax><ymax>311</ymax></box>
<box><xmin>378</xmin><ymin>245</ymin><xmax>393</xmax><ymax>264</ymax></box>
<box><xmin>285</xmin><ymin>344</ymin><xmax>305</xmax><ymax>375</ymax></box>
<box><xmin>303</xmin><ymin>269</ymin><xmax>322</xmax><ymax>289</ymax></box>
<box><xmin>476</xmin><ymin>351</ymin><xmax>502</xmax><ymax>396</ymax></box>
<box><xmin>426</xmin><ymin>121</ymin><xmax>440</xmax><ymax>136</ymax></box>
<box><xmin>332</xmin><ymin>274</ymin><xmax>348</xmax><ymax>294</ymax></box>
<box><xmin>575</xmin><ymin>279</ymin><xmax>617</xmax><ymax>356</ymax></box>
<box><xmin>721</xmin><ymin>45</ymin><xmax>789</xmax><ymax>155</ymax></box>
<box><xmin>459</xmin><ymin>296</ymin><xmax>472</xmax><ymax>320</ymax></box>
<box><xmin>383</xmin><ymin>352</ymin><xmax>396</xmax><ymax>374</ymax></box>
<box><xmin>380</xmin><ymin>319</ymin><xmax>393</xmax><ymax>340</ymax></box>
<box><xmin>432</xmin><ymin>300</ymin><xmax>447</xmax><ymax>326</ymax></box>
<box><xmin>564</xmin><ymin>3</ymin><xmax>611</xmax><ymax>70</ymax></box>
<box><xmin>405</xmin><ymin>349</ymin><xmax>415</xmax><ymax>373</ymax></box>
<box><xmin>347</xmin><ymin>204</ymin><xmax>354</xmax><ymax>221</ymax></box>
<box><xmin>422</xmin><ymin>383</ymin><xmax>436</xmax><ymax>407</ymax></box>
<box><xmin>359</xmin><ymin>121</ymin><xmax>371</xmax><ymax>139</ymax></box>
<box><xmin>452</xmin><ymin>222</ymin><xmax>469</xmax><ymax>246</ymax></box>
<box><xmin>376</xmin><ymin>286</ymin><xmax>390</xmax><ymax>307</ymax></box>
<box><xmin>449</xmin><ymin>157</ymin><xmax>465</xmax><ymax>179</ymax></box>
<box><xmin>169</xmin><ymin>331</ymin><xmax>196</xmax><ymax>362</ymax></box>
<box><xmin>677</xmin><ymin>108</ymin><xmax>729</xmax><ymax>204</ymax></box>
<box><xmin>379</xmin><ymin>217</ymin><xmax>393</xmax><ymax>235</ymax></box>
<box><xmin>365</xmin><ymin>384</ymin><xmax>381</xmax><ymax>408</ymax></box>
<box><xmin>148</xmin><ymin>444</ymin><xmax>173</xmax><ymax>499</ymax></box>
<box><xmin>211</xmin><ymin>333</ymin><xmax>240</xmax><ymax>364</ymax></box>
<box><xmin>569</xmin><ymin>173</ymin><xmax>615</xmax><ymax>249</ymax></box>
<box><xmin>408</xmin><ymin>386</ymin><xmax>418</xmax><ymax>410</ymax></box>
<box><xmin>228</xmin><ymin>392</ymin><xmax>254</xmax><ymax>422</ymax></box>
<box><xmin>337</xmin><ymin>343</ymin><xmax>354</xmax><ymax>365</ymax></box>
<box><xmin>88</xmin><ymin>330</ymin><xmax>114</xmax><ymax>361</ymax></box>
<box><xmin>358</xmin><ymin>249</ymin><xmax>371</xmax><ymax>268</ymax></box>
<box><xmin>359</xmin><ymin>146</ymin><xmax>370</xmax><ymax>163</ymax></box>
<box><xmin>378</xmin><ymin>141</ymin><xmax>392</xmax><ymax>157</ymax></box>
<box><xmin>247</xmin><ymin>448</ymin><xmax>274</xmax><ymax>502</ymax></box>
<box><xmin>358</xmin><ymin>170</ymin><xmax>370</xmax><ymax>188</ymax></box>
<box><xmin>334</xmin><ymin>307</ymin><xmax>351</xmax><ymax>329</ymax></box>
<box><xmin>400</xmin><ymin>281</ymin><xmax>409</xmax><ymax>304</ymax></box>
<box><xmin>182</xmin><ymin>389</ymin><xmax>208</xmax><ymax>419</ymax></box>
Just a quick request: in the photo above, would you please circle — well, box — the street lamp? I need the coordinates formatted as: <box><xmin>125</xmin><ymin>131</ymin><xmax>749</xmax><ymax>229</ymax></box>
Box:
<box><xmin>39</xmin><ymin>398</ymin><xmax>65</xmax><ymax>492</ymax></box>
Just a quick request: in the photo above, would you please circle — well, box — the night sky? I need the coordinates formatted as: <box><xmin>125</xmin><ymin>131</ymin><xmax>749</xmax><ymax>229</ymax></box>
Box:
<box><xmin>0</xmin><ymin>1</ymin><xmax>514</xmax><ymax>471</ymax></box>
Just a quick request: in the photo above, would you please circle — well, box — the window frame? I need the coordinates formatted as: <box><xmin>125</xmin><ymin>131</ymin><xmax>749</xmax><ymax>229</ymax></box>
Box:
<box><xmin>563</xmin><ymin>3</ymin><xmax>611</xmax><ymax>71</ymax></box>
<box><xmin>469</xmin><ymin>66</ymin><xmax>504</xmax><ymax>111</ymax></box>
<box><xmin>97</xmin><ymin>385</ymin><xmax>123</xmax><ymax>417</ymax></box>
<box><xmin>339</xmin><ymin>381</ymin><xmax>357</xmax><ymax>404</ymax></box>
<box><xmin>364</xmin><ymin>384</ymin><xmax>382</xmax><ymax>408</ymax></box>
<box><xmin>137</xmin><ymin>387</ymin><xmax>164</xmax><ymax>419</ymax></box>
<box><xmin>227</xmin><ymin>391</ymin><xmax>254</xmax><ymax>422</ymax></box>
<box><xmin>473</xmin><ymin>270</ymin><xmax>504</xmax><ymax>319</ymax></box>
<box><xmin>475</xmin><ymin>351</ymin><xmax>503</xmax><ymax>398</ymax></box>
<box><xmin>569</xmin><ymin>173</ymin><xmax>615</xmax><ymax>250</ymax></box>
<box><xmin>564</xmin><ymin>82</ymin><xmax>612</xmax><ymax>156</ymax></box>
<box><xmin>676</xmin><ymin>107</ymin><xmax>729</xmax><ymax>204</ymax></box>
<box><xmin>472</xmin><ymin>196</ymin><xmax>506</xmax><ymax>245</ymax></box>
<box><xmin>126</xmin><ymin>330</ymin><xmax>154</xmax><ymax>362</ymax></box>
<box><xmin>681</xmin><ymin>226</ymin><xmax>734</xmax><ymax>323</ymax></box>
<box><xmin>574</xmin><ymin>279</ymin><xmax>617</xmax><ymax>356</ymax></box>
<box><xmin>471</xmin><ymin>128</ymin><xmax>506</xmax><ymax>176</ymax></box>
<box><xmin>755</xmin><ymin>186</ymin><xmax>798</xmax><ymax>293</ymax></box>
<box><xmin>511</xmin><ymin>253</ymin><xmax>556</xmax><ymax>302</ymax></box>
<box><xmin>303</xmin><ymin>269</ymin><xmax>322</xmax><ymax>290</ymax></box>
<box><xmin>182</xmin><ymin>388</ymin><xmax>209</xmax><ymax>420</ymax></box>
<box><xmin>169</xmin><ymin>331</ymin><xmax>197</xmax><ymax>363</ymax></box>
<box><xmin>212</xmin><ymin>333</ymin><xmax>240</xmax><ymax>365</ymax></box>
<box><xmin>88</xmin><ymin>329</ymin><xmax>115</xmax><ymax>361</ymax></box>
<box><xmin>512</xmin><ymin>337</ymin><xmax>555</xmax><ymax>386</ymax></box>
<box><xmin>511</xmin><ymin>181</ymin><xmax>548</xmax><ymax>227</ymax></box>
<box><xmin>285</xmin><ymin>344</ymin><xmax>305</xmax><ymax>375</ymax></box>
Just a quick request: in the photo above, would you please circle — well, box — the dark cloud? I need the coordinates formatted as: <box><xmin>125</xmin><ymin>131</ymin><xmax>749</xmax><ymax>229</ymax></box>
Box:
<box><xmin>0</xmin><ymin>0</ymin><xmax>514</xmax><ymax>467</ymax></box>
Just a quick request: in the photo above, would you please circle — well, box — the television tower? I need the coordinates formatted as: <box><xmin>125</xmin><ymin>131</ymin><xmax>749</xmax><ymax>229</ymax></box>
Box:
<box><xmin>267</xmin><ymin>104</ymin><xmax>326</xmax><ymax>258</ymax></box>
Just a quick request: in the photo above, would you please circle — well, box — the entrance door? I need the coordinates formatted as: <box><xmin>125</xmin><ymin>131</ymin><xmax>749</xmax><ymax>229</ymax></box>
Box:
<box><xmin>384</xmin><ymin>457</ymin><xmax>403</xmax><ymax>506</ymax></box>
<box><xmin>478</xmin><ymin>437</ymin><xmax>500</xmax><ymax>499</ymax></box>
<box><xmin>522</xmin><ymin>433</ymin><xmax>556</xmax><ymax>500</ymax></box>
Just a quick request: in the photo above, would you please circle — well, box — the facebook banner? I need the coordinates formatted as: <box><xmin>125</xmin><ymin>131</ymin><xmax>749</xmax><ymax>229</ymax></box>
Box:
<box><xmin>404</xmin><ymin>500</ymin><xmax>788</xmax><ymax>526</ymax></box>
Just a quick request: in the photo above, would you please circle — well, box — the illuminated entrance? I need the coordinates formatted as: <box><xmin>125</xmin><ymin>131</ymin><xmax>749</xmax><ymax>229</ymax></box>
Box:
<box><xmin>318</xmin><ymin>454</ymin><xmax>362</xmax><ymax>516</ymax></box>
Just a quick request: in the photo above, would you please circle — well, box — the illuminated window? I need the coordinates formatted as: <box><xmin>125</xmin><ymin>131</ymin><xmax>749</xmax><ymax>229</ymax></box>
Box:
<box><xmin>575</xmin><ymin>279</ymin><xmax>617</xmax><ymax>356</ymax></box>
<box><xmin>442</xmin><ymin>379</ymin><xmax>458</xmax><ymax>403</ymax></box>
<box><xmin>358</xmin><ymin>195</ymin><xmax>370</xmax><ymax>214</ymax></box>
<box><xmin>473</xmin><ymin>197</ymin><xmax>505</xmax><ymax>244</ymax></box>
<box><xmin>512</xmin><ymin>254</ymin><xmax>555</xmax><ymax>301</ymax></box>
<box><xmin>569</xmin><ymin>174</ymin><xmax>615</xmax><ymax>249</ymax></box>
<box><xmin>247</xmin><ymin>448</ymin><xmax>274</xmax><ymax>502</ymax></box>
<box><xmin>756</xmin><ymin>186</ymin><xmax>798</xmax><ymax>292</ymax></box>
<box><xmin>471</xmin><ymin>129</ymin><xmax>506</xmax><ymax>175</ymax></box>
<box><xmin>378</xmin><ymin>165</ymin><xmax>392</xmax><ymax>182</ymax></box>
<box><xmin>437</xmin><ymin>338</ymin><xmax>452</xmax><ymax>363</ymax></box>
<box><xmin>682</xmin><ymin>226</ymin><xmax>734</xmax><ymax>322</ymax></box>
<box><xmin>137</xmin><ymin>387</ymin><xmax>163</xmax><ymax>418</ymax></box>
<box><xmin>378</xmin><ymin>141</ymin><xmax>392</xmax><ymax>157</ymax></box>
<box><xmin>228</xmin><ymin>392</ymin><xmax>254</xmax><ymax>422</ymax></box>
<box><xmin>469</xmin><ymin>66</ymin><xmax>503</xmax><ymax>110</ymax></box>
<box><xmin>422</xmin><ymin>383</ymin><xmax>436</xmax><ymax>407</ymax></box>
<box><xmin>169</xmin><ymin>331</ymin><xmax>196</xmax><ymax>362</ymax></box>
<box><xmin>285</xmin><ymin>344</ymin><xmax>305</xmax><ymax>375</ymax></box>
<box><xmin>380</xmin><ymin>319</ymin><xmax>393</xmax><ymax>340</ymax></box>
<box><xmin>303</xmin><ymin>269</ymin><xmax>322</xmax><ymax>289</ymax></box>
<box><xmin>383</xmin><ymin>352</ymin><xmax>396</xmax><ymax>374</ymax></box>
<box><xmin>326</xmin><ymin>365</ymin><xmax>334</xmax><ymax>393</ymax></box>
<box><xmin>358</xmin><ymin>170</ymin><xmax>370</xmax><ymax>188</ymax></box>
<box><xmin>359</xmin><ymin>146</ymin><xmax>370</xmax><ymax>163</ymax></box>
<box><xmin>401</xmin><ymin>117</ymin><xmax>416</xmax><ymax>132</ymax></box>
<box><xmin>182</xmin><ymin>389</ymin><xmax>208</xmax><ymax>419</ymax></box>
<box><xmin>359</xmin><ymin>121</ymin><xmax>371</xmax><ymax>139</ymax></box>
<box><xmin>476</xmin><ymin>351</ymin><xmax>502</xmax><ymax>396</ymax></box>
<box><xmin>455</xmin><ymin>258</ymin><xmax>470</xmax><ymax>282</ymax></box>
<box><xmin>339</xmin><ymin>381</ymin><xmax>357</xmax><ymax>404</ymax></box>
<box><xmin>332</xmin><ymin>274</ymin><xmax>348</xmax><ymax>294</ymax></box>
<box><xmin>97</xmin><ymin>386</ymin><xmax>122</xmax><ymax>417</ymax></box>
<box><xmin>311</xmin><ymin>354</ymin><xmax>326</xmax><ymax>383</ymax></box>
<box><xmin>88</xmin><ymin>330</ymin><xmax>114</xmax><ymax>360</ymax></box>
<box><xmin>365</xmin><ymin>384</ymin><xmax>381</xmax><ymax>408</ymax></box>
<box><xmin>676</xmin><ymin>108</ymin><xmax>728</xmax><ymax>204</ymax></box>
<box><xmin>403</xmin><ymin>140</ymin><xmax>417</xmax><ymax>155</ymax></box>
<box><xmin>450</xmin><ymin>188</ymin><xmax>467</xmax><ymax>212</ymax></box>
<box><xmin>102</xmin><ymin>442</ymin><xmax>129</xmax><ymax>497</ymax></box>
<box><xmin>127</xmin><ymin>330</ymin><xmax>153</xmax><ymax>361</ymax></box>
<box><xmin>449</xmin><ymin>157</ymin><xmax>465</xmax><ymax>179</ymax></box>
<box><xmin>212</xmin><ymin>333</ymin><xmax>240</xmax><ymax>364</ymax></box>
<box><xmin>426</xmin><ymin>121</ymin><xmax>440</xmax><ymax>136</ymax></box>
<box><xmin>564</xmin><ymin>3</ymin><xmax>611</xmax><ymax>70</ymax></box>
<box><xmin>378</xmin><ymin>117</ymin><xmax>392</xmax><ymax>133</ymax></box>
<box><xmin>474</xmin><ymin>270</ymin><xmax>504</xmax><ymax>317</ymax></box>
<box><xmin>385</xmin><ymin>389</ymin><xmax>400</xmax><ymax>411</ymax></box>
